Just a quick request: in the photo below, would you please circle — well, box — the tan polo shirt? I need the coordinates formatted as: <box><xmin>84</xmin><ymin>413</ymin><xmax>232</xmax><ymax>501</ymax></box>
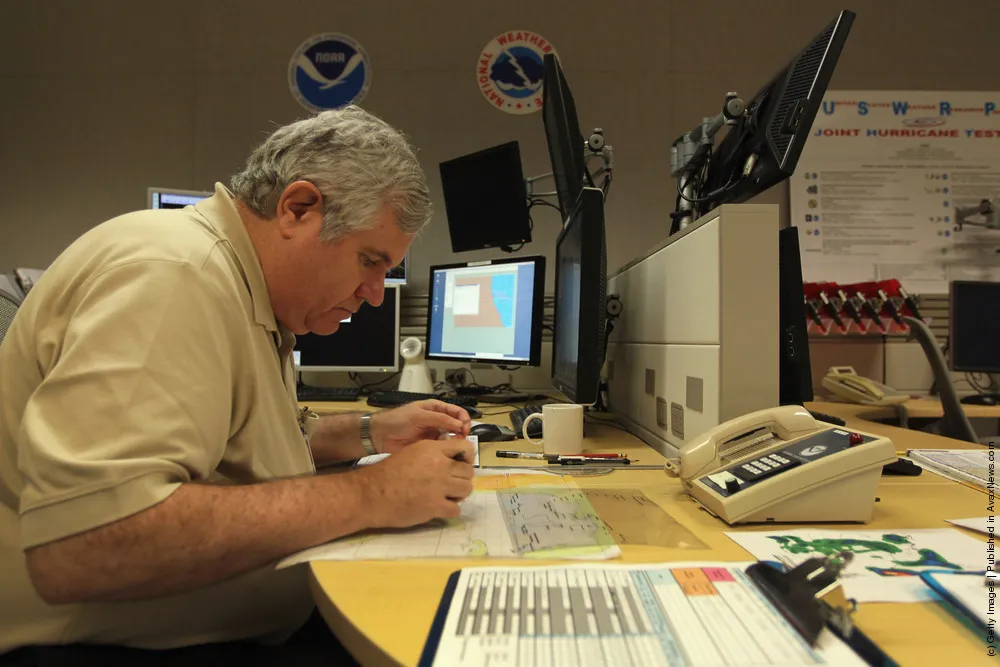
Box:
<box><xmin>0</xmin><ymin>183</ymin><xmax>317</xmax><ymax>652</ymax></box>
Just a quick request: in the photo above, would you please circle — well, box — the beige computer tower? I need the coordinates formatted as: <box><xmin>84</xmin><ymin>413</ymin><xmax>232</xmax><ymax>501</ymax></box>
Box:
<box><xmin>606</xmin><ymin>204</ymin><xmax>780</xmax><ymax>457</ymax></box>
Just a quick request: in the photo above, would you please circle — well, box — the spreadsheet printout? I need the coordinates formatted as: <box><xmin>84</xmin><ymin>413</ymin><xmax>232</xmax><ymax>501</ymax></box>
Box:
<box><xmin>420</xmin><ymin>562</ymin><xmax>866</xmax><ymax>667</ymax></box>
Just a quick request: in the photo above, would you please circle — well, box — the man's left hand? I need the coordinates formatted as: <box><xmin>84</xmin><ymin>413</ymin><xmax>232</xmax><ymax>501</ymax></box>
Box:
<box><xmin>371</xmin><ymin>400</ymin><xmax>472</xmax><ymax>454</ymax></box>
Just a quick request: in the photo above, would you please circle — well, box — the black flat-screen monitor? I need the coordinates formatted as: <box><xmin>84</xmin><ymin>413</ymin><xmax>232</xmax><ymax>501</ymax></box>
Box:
<box><xmin>293</xmin><ymin>286</ymin><xmax>400</xmax><ymax>372</ymax></box>
<box><xmin>439</xmin><ymin>141</ymin><xmax>532</xmax><ymax>253</ymax></box>
<box><xmin>700</xmin><ymin>10</ymin><xmax>855</xmax><ymax>210</ymax></box>
<box><xmin>426</xmin><ymin>256</ymin><xmax>545</xmax><ymax>367</ymax></box>
<box><xmin>552</xmin><ymin>188</ymin><xmax>607</xmax><ymax>404</ymax></box>
<box><xmin>542</xmin><ymin>53</ymin><xmax>588</xmax><ymax>221</ymax></box>
<box><xmin>778</xmin><ymin>227</ymin><xmax>814</xmax><ymax>405</ymax></box>
<box><xmin>949</xmin><ymin>280</ymin><xmax>1000</xmax><ymax>373</ymax></box>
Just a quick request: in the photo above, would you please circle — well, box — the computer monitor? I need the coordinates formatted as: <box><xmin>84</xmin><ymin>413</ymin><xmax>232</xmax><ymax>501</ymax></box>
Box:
<box><xmin>439</xmin><ymin>142</ymin><xmax>532</xmax><ymax>253</ymax></box>
<box><xmin>949</xmin><ymin>280</ymin><xmax>1000</xmax><ymax>373</ymax></box>
<box><xmin>552</xmin><ymin>187</ymin><xmax>607</xmax><ymax>404</ymax></box>
<box><xmin>425</xmin><ymin>256</ymin><xmax>545</xmax><ymax>366</ymax></box>
<box><xmin>385</xmin><ymin>253</ymin><xmax>408</xmax><ymax>285</ymax></box>
<box><xmin>148</xmin><ymin>187</ymin><xmax>213</xmax><ymax>210</ymax></box>
<box><xmin>778</xmin><ymin>226</ymin><xmax>814</xmax><ymax>405</ymax></box>
<box><xmin>293</xmin><ymin>285</ymin><xmax>401</xmax><ymax>372</ymax></box>
<box><xmin>542</xmin><ymin>53</ymin><xmax>588</xmax><ymax>220</ymax></box>
<box><xmin>677</xmin><ymin>10</ymin><xmax>855</xmax><ymax>220</ymax></box>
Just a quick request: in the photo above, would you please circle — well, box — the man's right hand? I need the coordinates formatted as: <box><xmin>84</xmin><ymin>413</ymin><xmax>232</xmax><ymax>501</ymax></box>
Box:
<box><xmin>359</xmin><ymin>438</ymin><xmax>476</xmax><ymax>529</ymax></box>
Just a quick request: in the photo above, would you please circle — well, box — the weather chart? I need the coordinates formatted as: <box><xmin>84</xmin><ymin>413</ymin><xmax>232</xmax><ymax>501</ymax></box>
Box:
<box><xmin>419</xmin><ymin>563</ymin><xmax>867</xmax><ymax>667</ymax></box>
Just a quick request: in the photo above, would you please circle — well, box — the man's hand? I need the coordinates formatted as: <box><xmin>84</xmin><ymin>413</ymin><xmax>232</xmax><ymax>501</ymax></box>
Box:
<box><xmin>371</xmin><ymin>399</ymin><xmax>471</xmax><ymax>454</ymax></box>
<box><xmin>359</xmin><ymin>439</ymin><xmax>476</xmax><ymax>528</ymax></box>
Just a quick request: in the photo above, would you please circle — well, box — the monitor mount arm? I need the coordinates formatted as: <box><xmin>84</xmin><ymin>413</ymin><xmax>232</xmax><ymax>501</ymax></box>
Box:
<box><xmin>669</xmin><ymin>93</ymin><xmax>746</xmax><ymax>232</ymax></box>
<box><xmin>953</xmin><ymin>198</ymin><xmax>998</xmax><ymax>232</ymax></box>
<box><xmin>525</xmin><ymin>128</ymin><xmax>614</xmax><ymax>201</ymax></box>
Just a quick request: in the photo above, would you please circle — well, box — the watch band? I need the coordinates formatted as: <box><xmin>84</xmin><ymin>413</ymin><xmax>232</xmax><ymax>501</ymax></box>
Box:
<box><xmin>360</xmin><ymin>412</ymin><xmax>377</xmax><ymax>456</ymax></box>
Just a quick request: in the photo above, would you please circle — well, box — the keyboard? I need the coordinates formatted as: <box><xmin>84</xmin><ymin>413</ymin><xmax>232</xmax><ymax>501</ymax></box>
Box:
<box><xmin>808</xmin><ymin>409</ymin><xmax>846</xmax><ymax>426</ymax></box>
<box><xmin>509</xmin><ymin>404</ymin><xmax>544</xmax><ymax>439</ymax></box>
<box><xmin>367</xmin><ymin>391</ymin><xmax>480</xmax><ymax>417</ymax></box>
<box><xmin>296</xmin><ymin>385</ymin><xmax>361</xmax><ymax>402</ymax></box>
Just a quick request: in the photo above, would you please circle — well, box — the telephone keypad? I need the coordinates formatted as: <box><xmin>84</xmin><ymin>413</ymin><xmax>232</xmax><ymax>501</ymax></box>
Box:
<box><xmin>730</xmin><ymin>451</ymin><xmax>801</xmax><ymax>484</ymax></box>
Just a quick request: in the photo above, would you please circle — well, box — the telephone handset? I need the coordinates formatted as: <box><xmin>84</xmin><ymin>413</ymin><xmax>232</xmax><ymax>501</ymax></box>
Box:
<box><xmin>821</xmin><ymin>366</ymin><xmax>908</xmax><ymax>406</ymax></box>
<box><xmin>664</xmin><ymin>405</ymin><xmax>896</xmax><ymax>525</ymax></box>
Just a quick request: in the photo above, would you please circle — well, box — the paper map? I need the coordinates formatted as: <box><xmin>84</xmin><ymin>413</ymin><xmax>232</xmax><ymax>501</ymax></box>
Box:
<box><xmin>277</xmin><ymin>474</ymin><xmax>620</xmax><ymax>568</ymax></box>
<box><xmin>727</xmin><ymin>528</ymin><xmax>986</xmax><ymax>603</ymax></box>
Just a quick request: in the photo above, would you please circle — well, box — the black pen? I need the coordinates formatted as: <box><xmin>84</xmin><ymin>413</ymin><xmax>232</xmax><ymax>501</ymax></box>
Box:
<box><xmin>550</xmin><ymin>457</ymin><xmax>631</xmax><ymax>465</ymax></box>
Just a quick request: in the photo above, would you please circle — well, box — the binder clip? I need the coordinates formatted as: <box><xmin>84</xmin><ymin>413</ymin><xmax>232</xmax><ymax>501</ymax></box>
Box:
<box><xmin>746</xmin><ymin>551</ymin><xmax>857</xmax><ymax>647</ymax></box>
<box><xmin>746</xmin><ymin>552</ymin><xmax>897</xmax><ymax>666</ymax></box>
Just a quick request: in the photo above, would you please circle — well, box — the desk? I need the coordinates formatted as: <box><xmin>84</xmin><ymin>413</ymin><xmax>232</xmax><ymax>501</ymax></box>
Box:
<box><xmin>808</xmin><ymin>398</ymin><xmax>998</xmax><ymax>450</ymax></box>
<box><xmin>305</xmin><ymin>400</ymin><xmax>993</xmax><ymax>666</ymax></box>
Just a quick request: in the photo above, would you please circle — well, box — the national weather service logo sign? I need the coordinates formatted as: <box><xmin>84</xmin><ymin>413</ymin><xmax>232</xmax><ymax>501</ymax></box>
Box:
<box><xmin>477</xmin><ymin>30</ymin><xmax>557</xmax><ymax>114</ymax></box>
<box><xmin>289</xmin><ymin>33</ymin><xmax>370</xmax><ymax>112</ymax></box>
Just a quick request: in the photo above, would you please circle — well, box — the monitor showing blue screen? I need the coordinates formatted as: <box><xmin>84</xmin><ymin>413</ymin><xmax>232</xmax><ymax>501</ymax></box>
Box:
<box><xmin>148</xmin><ymin>187</ymin><xmax>213</xmax><ymax>210</ymax></box>
<box><xmin>426</xmin><ymin>256</ymin><xmax>545</xmax><ymax>366</ymax></box>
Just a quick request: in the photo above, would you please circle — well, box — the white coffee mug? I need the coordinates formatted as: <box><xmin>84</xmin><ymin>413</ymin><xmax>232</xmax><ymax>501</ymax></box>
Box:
<box><xmin>522</xmin><ymin>404</ymin><xmax>584</xmax><ymax>455</ymax></box>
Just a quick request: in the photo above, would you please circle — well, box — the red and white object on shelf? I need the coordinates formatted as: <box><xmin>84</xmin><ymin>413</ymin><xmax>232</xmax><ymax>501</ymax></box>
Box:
<box><xmin>803</xmin><ymin>279</ymin><xmax>926</xmax><ymax>335</ymax></box>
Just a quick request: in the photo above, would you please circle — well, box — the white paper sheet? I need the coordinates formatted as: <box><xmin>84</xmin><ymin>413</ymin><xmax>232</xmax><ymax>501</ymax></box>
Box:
<box><xmin>947</xmin><ymin>517</ymin><xmax>995</xmax><ymax>536</ymax></box>
<box><xmin>422</xmin><ymin>562</ymin><xmax>867</xmax><ymax>667</ymax></box>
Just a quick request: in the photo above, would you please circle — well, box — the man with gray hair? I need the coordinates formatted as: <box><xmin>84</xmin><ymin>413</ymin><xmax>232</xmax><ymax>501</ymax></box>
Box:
<box><xmin>0</xmin><ymin>105</ymin><xmax>473</xmax><ymax>665</ymax></box>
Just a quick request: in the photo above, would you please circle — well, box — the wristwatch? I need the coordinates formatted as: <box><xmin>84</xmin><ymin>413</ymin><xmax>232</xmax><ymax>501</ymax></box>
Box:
<box><xmin>359</xmin><ymin>412</ymin><xmax>377</xmax><ymax>456</ymax></box>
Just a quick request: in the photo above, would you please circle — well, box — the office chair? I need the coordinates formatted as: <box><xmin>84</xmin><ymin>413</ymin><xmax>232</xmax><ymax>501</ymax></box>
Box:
<box><xmin>0</xmin><ymin>289</ymin><xmax>21</xmax><ymax>346</ymax></box>
<box><xmin>903</xmin><ymin>315</ymin><xmax>978</xmax><ymax>444</ymax></box>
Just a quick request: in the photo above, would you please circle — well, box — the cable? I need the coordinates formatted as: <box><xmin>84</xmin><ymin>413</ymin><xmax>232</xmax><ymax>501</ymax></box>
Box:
<box><xmin>356</xmin><ymin>371</ymin><xmax>402</xmax><ymax>393</ymax></box>
<box><xmin>584</xmin><ymin>414</ymin><xmax>630</xmax><ymax>434</ymax></box>
<box><xmin>968</xmin><ymin>372</ymin><xmax>994</xmax><ymax>394</ymax></box>
<box><xmin>529</xmin><ymin>199</ymin><xmax>561</xmax><ymax>213</ymax></box>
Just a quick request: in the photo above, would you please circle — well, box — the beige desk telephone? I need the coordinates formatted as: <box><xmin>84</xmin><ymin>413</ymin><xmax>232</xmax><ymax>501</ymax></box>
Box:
<box><xmin>821</xmin><ymin>366</ymin><xmax>909</xmax><ymax>406</ymax></box>
<box><xmin>664</xmin><ymin>405</ymin><xmax>896</xmax><ymax>525</ymax></box>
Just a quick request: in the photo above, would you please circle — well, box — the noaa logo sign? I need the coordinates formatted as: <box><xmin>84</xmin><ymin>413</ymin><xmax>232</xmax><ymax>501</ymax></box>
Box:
<box><xmin>289</xmin><ymin>33</ymin><xmax>370</xmax><ymax>112</ymax></box>
<box><xmin>477</xmin><ymin>30</ymin><xmax>557</xmax><ymax>114</ymax></box>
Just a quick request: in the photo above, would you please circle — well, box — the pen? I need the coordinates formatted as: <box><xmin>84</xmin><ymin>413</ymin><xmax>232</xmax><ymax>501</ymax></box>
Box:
<box><xmin>496</xmin><ymin>451</ymin><xmax>550</xmax><ymax>460</ymax></box>
<box><xmin>567</xmin><ymin>453</ymin><xmax>627</xmax><ymax>459</ymax></box>
<box><xmin>550</xmin><ymin>457</ymin><xmax>631</xmax><ymax>465</ymax></box>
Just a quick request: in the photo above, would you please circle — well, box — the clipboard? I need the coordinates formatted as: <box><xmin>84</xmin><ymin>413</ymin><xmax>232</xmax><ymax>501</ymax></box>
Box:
<box><xmin>418</xmin><ymin>557</ymin><xmax>898</xmax><ymax>667</ymax></box>
<box><xmin>418</xmin><ymin>571</ymin><xmax>461</xmax><ymax>667</ymax></box>
<box><xmin>920</xmin><ymin>571</ymin><xmax>991</xmax><ymax>633</ymax></box>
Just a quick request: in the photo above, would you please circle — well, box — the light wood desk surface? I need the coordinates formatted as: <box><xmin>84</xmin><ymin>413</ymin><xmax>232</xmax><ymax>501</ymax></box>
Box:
<box><xmin>304</xmin><ymin>399</ymin><xmax>994</xmax><ymax>666</ymax></box>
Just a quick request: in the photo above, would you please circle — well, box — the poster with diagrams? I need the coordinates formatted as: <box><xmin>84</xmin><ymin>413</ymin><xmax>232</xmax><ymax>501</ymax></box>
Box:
<box><xmin>791</xmin><ymin>90</ymin><xmax>1000</xmax><ymax>293</ymax></box>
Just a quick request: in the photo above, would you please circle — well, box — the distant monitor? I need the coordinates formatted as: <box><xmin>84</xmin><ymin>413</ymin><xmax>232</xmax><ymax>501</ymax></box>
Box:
<box><xmin>685</xmin><ymin>10</ymin><xmax>855</xmax><ymax>217</ymax></box>
<box><xmin>148</xmin><ymin>187</ymin><xmax>212</xmax><ymax>210</ymax></box>
<box><xmin>426</xmin><ymin>256</ymin><xmax>545</xmax><ymax>366</ymax></box>
<box><xmin>294</xmin><ymin>285</ymin><xmax>401</xmax><ymax>372</ymax></box>
<box><xmin>552</xmin><ymin>187</ymin><xmax>607</xmax><ymax>404</ymax></box>
<box><xmin>439</xmin><ymin>142</ymin><xmax>532</xmax><ymax>253</ymax></box>
<box><xmin>542</xmin><ymin>53</ymin><xmax>588</xmax><ymax>220</ymax></box>
<box><xmin>949</xmin><ymin>280</ymin><xmax>1000</xmax><ymax>373</ymax></box>
<box><xmin>385</xmin><ymin>254</ymin><xmax>408</xmax><ymax>285</ymax></box>
<box><xmin>778</xmin><ymin>227</ymin><xmax>814</xmax><ymax>405</ymax></box>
